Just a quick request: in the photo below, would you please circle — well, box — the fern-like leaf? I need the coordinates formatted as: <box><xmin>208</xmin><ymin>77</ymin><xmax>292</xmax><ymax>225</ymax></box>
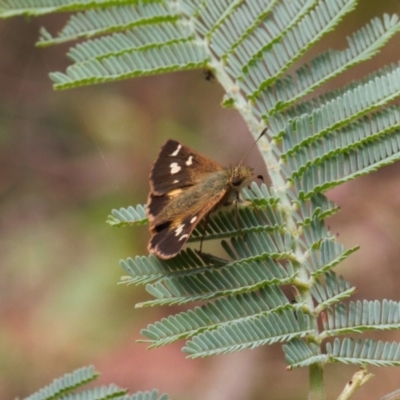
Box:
<box><xmin>255</xmin><ymin>14</ymin><xmax>400</xmax><ymax>116</ymax></box>
<box><xmin>296</xmin><ymin>193</ymin><xmax>339</xmax><ymax>226</ymax></box>
<box><xmin>50</xmin><ymin>40</ymin><xmax>208</xmax><ymax>89</ymax></box>
<box><xmin>225</xmin><ymin>0</ymin><xmax>316</xmax><ymax>78</ymax></box>
<box><xmin>120</xmin><ymin>249</ymin><xmax>208</xmax><ymax>286</ymax></box>
<box><xmin>322</xmin><ymin>300</ymin><xmax>400</xmax><ymax>337</ymax></box>
<box><xmin>183</xmin><ymin>310</ymin><xmax>311</xmax><ymax>358</ymax></box>
<box><xmin>140</xmin><ymin>286</ymin><xmax>292</xmax><ymax>347</ymax></box>
<box><xmin>137</xmin><ymin>256</ymin><xmax>296</xmax><ymax>307</ymax></box>
<box><xmin>284</xmin><ymin>338</ymin><xmax>328</xmax><ymax>369</ymax></box>
<box><xmin>65</xmin><ymin>22</ymin><xmax>192</xmax><ymax>60</ymax></box>
<box><xmin>121</xmin><ymin>391</ymin><xmax>170</xmax><ymax>400</ymax></box>
<box><xmin>0</xmin><ymin>0</ymin><xmax>126</xmax><ymax>18</ymax></box>
<box><xmin>326</xmin><ymin>337</ymin><xmax>400</xmax><ymax>367</ymax></box>
<box><xmin>240</xmin><ymin>0</ymin><xmax>358</xmax><ymax>99</ymax></box>
<box><xmin>107</xmin><ymin>204</ymin><xmax>147</xmax><ymax>227</ymax></box>
<box><xmin>59</xmin><ymin>385</ymin><xmax>127</xmax><ymax>400</ymax></box>
<box><xmin>305</xmin><ymin>238</ymin><xmax>358</xmax><ymax>277</ymax></box>
<box><xmin>312</xmin><ymin>272</ymin><xmax>357</xmax><ymax>311</ymax></box>
<box><xmin>24</xmin><ymin>365</ymin><xmax>99</xmax><ymax>400</ymax></box>
<box><xmin>23</xmin><ymin>364</ymin><xmax>168</xmax><ymax>400</ymax></box>
<box><xmin>40</xmin><ymin>3</ymin><xmax>177</xmax><ymax>44</ymax></box>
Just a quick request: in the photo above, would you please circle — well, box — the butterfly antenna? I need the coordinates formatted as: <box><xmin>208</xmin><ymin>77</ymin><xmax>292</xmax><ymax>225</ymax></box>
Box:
<box><xmin>237</xmin><ymin>127</ymin><xmax>268</xmax><ymax>167</ymax></box>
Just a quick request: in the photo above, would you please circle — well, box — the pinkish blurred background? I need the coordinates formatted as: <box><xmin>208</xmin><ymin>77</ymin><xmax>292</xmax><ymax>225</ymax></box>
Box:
<box><xmin>1</xmin><ymin>1</ymin><xmax>400</xmax><ymax>399</ymax></box>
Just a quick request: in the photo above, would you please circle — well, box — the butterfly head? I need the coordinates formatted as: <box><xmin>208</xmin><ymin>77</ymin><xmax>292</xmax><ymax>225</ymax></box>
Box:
<box><xmin>230</xmin><ymin>165</ymin><xmax>254</xmax><ymax>191</ymax></box>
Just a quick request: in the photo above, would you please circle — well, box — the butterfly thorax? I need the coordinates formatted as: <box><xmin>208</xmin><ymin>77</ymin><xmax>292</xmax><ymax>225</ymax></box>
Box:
<box><xmin>150</xmin><ymin>165</ymin><xmax>252</xmax><ymax>225</ymax></box>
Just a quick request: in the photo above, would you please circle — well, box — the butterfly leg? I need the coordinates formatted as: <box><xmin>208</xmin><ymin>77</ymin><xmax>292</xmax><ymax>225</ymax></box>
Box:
<box><xmin>199</xmin><ymin>212</ymin><xmax>211</xmax><ymax>256</ymax></box>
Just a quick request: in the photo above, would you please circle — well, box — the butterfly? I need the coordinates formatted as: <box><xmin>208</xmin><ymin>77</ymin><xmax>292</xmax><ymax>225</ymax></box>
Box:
<box><xmin>146</xmin><ymin>132</ymin><xmax>265</xmax><ymax>259</ymax></box>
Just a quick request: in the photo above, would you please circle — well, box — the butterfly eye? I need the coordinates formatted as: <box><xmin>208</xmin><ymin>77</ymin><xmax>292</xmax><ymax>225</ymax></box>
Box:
<box><xmin>231</xmin><ymin>176</ymin><xmax>243</xmax><ymax>186</ymax></box>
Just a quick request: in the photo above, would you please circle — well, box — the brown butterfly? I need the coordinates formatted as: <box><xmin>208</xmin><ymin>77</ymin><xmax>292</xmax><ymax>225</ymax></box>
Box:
<box><xmin>146</xmin><ymin>132</ymin><xmax>265</xmax><ymax>259</ymax></box>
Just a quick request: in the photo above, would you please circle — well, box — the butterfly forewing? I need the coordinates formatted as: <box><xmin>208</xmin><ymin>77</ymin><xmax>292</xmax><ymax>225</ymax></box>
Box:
<box><xmin>149</xmin><ymin>139</ymin><xmax>223</xmax><ymax>195</ymax></box>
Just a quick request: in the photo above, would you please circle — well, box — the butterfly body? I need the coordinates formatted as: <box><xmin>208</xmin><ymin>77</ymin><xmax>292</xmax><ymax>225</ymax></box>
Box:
<box><xmin>147</xmin><ymin>139</ymin><xmax>254</xmax><ymax>259</ymax></box>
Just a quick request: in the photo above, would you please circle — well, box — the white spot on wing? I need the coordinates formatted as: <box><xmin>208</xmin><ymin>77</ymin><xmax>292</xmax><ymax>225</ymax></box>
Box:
<box><xmin>179</xmin><ymin>234</ymin><xmax>189</xmax><ymax>241</ymax></box>
<box><xmin>170</xmin><ymin>162</ymin><xmax>181</xmax><ymax>174</ymax></box>
<box><xmin>186</xmin><ymin>156</ymin><xmax>193</xmax><ymax>166</ymax></box>
<box><xmin>175</xmin><ymin>223</ymin><xmax>185</xmax><ymax>236</ymax></box>
<box><xmin>170</xmin><ymin>145</ymin><xmax>182</xmax><ymax>156</ymax></box>
<box><xmin>190</xmin><ymin>216</ymin><xmax>198</xmax><ymax>223</ymax></box>
<box><xmin>173</xmin><ymin>179</ymin><xmax>179</xmax><ymax>184</ymax></box>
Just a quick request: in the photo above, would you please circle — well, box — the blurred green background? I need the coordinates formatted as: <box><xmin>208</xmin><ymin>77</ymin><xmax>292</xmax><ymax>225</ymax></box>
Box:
<box><xmin>1</xmin><ymin>1</ymin><xmax>400</xmax><ymax>399</ymax></box>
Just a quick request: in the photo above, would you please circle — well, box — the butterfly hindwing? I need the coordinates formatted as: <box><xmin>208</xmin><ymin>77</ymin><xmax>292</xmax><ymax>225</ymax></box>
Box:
<box><xmin>147</xmin><ymin>189</ymin><xmax>226</xmax><ymax>258</ymax></box>
<box><xmin>148</xmin><ymin>214</ymin><xmax>198</xmax><ymax>258</ymax></box>
<box><xmin>149</xmin><ymin>139</ymin><xmax>223</xmax><ymax>195</ymax></box>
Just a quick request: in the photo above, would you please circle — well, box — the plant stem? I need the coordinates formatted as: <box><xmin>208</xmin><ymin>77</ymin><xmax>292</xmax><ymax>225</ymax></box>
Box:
<box><xmin>309</xmin><ymin>361</ymin><xmax>326</xmax><ymax>400</ymax></box>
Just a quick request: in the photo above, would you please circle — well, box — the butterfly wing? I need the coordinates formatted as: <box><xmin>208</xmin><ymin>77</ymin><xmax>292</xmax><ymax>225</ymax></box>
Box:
<box><xmin>147</xmin><ymin>185</ymin><xmax>227</xmax><ymax>259</ymax></box>
<box><xmin>149</xmin><ymin>139</ymin><xmax>223</xmax><ymax>195</ymax></box>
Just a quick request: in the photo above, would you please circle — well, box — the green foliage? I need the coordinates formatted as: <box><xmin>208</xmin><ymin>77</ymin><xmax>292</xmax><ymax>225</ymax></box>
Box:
<box><xmin>3</xmin><ymin>0</ymin><xmax>400</xmax><ymax>397</ymax></box>
<box><xmin>140</xmin><ymin>284</ymin><xmax>292</xmax><ymax>348</ymax></box>
<box><xmin>107</xmin><ymin>204</ymin><xmax>147</xmax><ymax>227</ymax></box>
<box><xmin>23</xmin><ymin>366</ymin><xmax>99</xmax><ymax>400</ymax></box>
<box><xmin>183</xmin><ymin>309</ymin><xmax>312</xmax><ymax>357</ymax></box>
<box><xmin>22</xmin><ymin>365</ymin><xmax>169</xmax><ymax>400</ymax></box>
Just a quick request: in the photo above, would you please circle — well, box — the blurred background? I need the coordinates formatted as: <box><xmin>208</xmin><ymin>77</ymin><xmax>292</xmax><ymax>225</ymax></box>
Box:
<box><xmin>1</xmin><ymin>1</ymin><xmax>400</xmax><ymax>399</ymax></box>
